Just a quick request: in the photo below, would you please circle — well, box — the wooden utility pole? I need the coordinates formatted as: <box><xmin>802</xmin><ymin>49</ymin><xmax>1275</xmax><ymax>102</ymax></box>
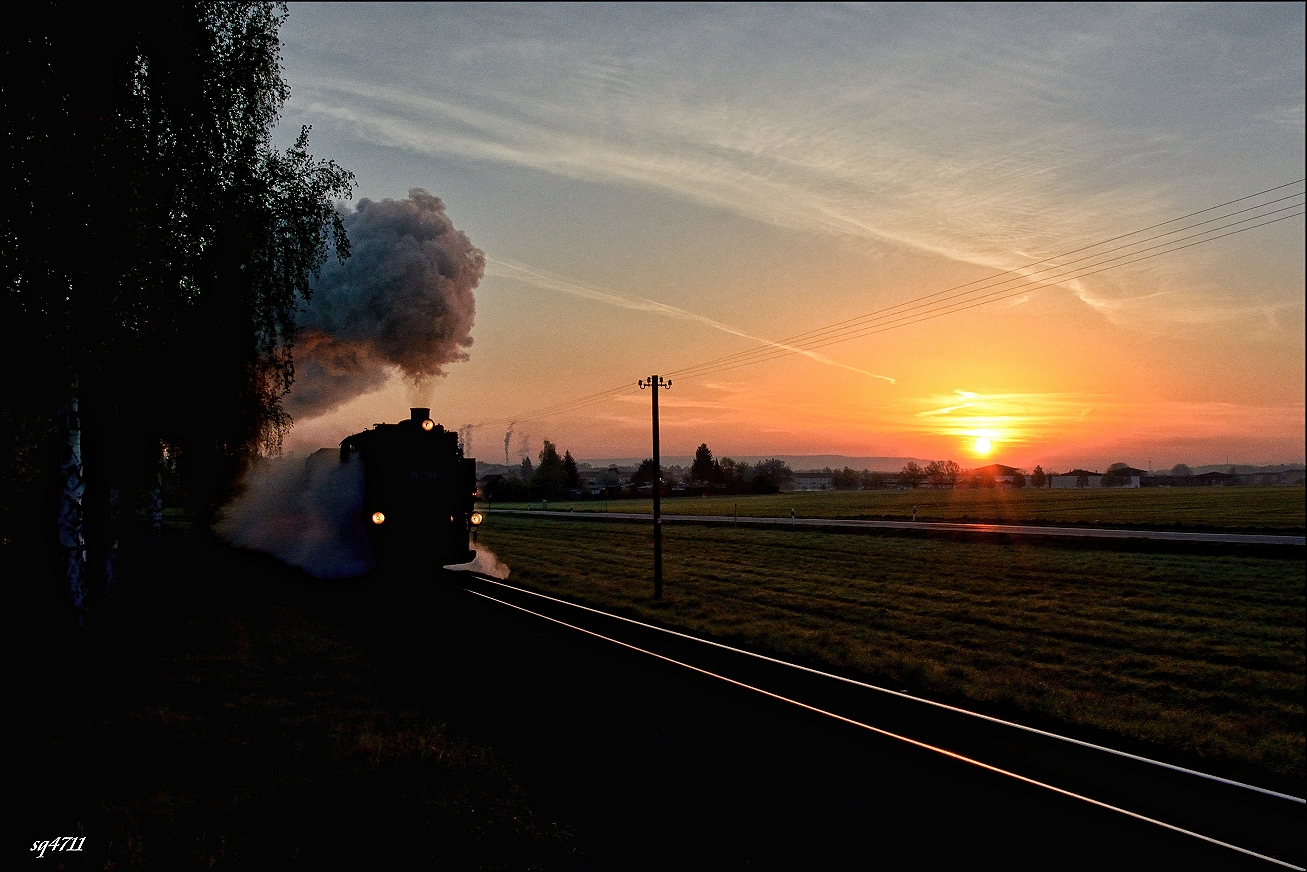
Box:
<box><xmin>639</xmin><ymin>375</ymin><xmax>671</xmax><ymax>599</ymax></box>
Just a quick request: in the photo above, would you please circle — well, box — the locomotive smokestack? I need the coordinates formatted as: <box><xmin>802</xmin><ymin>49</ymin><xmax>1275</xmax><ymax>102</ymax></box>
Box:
<box><xmin>411</xmin><ymin>408</ymin><xmax>430</xmax><ymax>424</ymax></box>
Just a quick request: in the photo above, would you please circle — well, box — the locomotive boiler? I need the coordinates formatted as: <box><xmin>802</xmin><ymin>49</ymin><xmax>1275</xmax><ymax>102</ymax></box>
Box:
<box><xmin>339</xmin><ymin>407</ymin><xmax>479</xmax><ymax>569</ymax></box>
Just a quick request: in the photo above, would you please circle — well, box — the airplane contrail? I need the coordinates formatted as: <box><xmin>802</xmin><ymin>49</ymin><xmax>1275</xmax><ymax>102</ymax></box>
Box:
<box><xmin>486</xmin><ymin>257</ymin><xmax>895</xmax><ymax>383</ymax></box>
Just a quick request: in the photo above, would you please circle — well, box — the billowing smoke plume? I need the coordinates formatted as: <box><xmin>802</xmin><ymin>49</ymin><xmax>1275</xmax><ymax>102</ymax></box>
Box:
<box><xmin>215</xmin><ymin>450</ymin><xmax>374</xmax><ymax>578</ymax></box>
<box><xmin>286</xmin><ymin>188</ymin><xmax>484</xmax><ymax>418</ymax></box>
<box><xmin>503</xmin><ymin>424</ymin><xmax>514</xmax><ymax>466</ymax></box>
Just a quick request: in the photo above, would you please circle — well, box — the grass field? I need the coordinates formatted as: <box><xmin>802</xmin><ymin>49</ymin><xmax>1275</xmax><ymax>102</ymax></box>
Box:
<box><xmin>473</xmin><ymin>515</ymin><xmax>1305</xmax><ymax>781</ymax></box>
<box><xmin>487</xmin><ymin>486</ymin><xmax>1306</xmax><ymax>534</ymax></box>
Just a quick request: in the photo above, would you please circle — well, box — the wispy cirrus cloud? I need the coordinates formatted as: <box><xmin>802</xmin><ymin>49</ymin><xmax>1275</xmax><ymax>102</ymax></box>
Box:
<box><xmin>910</xmin><ymin>389</ymin><xmax>1104</xmax><ymax>445</ymax></box>
<box><xmin>284</xmin><ymin>3</ymin><xmax>1302</xmax><ymax>332</ymax></box>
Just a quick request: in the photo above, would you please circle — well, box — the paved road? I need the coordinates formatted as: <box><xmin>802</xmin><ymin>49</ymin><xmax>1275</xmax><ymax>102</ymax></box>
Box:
<box><xmin>432</xmin><ymin>569</ymin><xmax>1303</xmax><ymax>869</ymax></box>
<box><xmin>487</xmin><ymin>508</ymin><xmax>1306</xmax><ymax>546</ymax></box>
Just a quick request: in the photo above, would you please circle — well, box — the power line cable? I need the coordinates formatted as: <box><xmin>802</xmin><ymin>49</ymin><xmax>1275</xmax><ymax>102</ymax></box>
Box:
<box><xmin>674</xmin><ymin>208</ymin><xmax>1305</xmax><ymax>380</ymax></box>
<box><xmin>667</xmin><ymin>186</ymin><xmax>1305</xmax><ymax>378</ymax></box>
<box><xmin>668</xmin><ymin>201</ymin><xmax>1305</xmax><ymax>379</ymax></box>
<box><xmin>471</xmin><ymin>181</ymin><xmax>1305</xmax><ymax>429</ymax></box>
<box><xmin>670</xmin><ymin>179</ymin><xmax>1304</xmax><ymax>373</ymax></box>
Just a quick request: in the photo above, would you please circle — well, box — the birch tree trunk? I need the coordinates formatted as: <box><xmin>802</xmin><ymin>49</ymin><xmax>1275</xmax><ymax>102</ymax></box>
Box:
<box><xmin>58</xmin><ymin>393</ymin><xmax>88</xmax><ymax>622</ymax></box>
<box><xmin>146</xmin><ymin>443</ymin><xmax>164</xmax><ymax>536</ymax></box>
<box><xmin>103</xmin><ymin>484</ymin><xmax>119</xmax><ymax>602</ymax></box>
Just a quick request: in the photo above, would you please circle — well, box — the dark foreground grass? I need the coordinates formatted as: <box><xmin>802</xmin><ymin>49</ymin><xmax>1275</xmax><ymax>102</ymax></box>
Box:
<box><xmin>491</xmin><ymin>485</ymin><xmax>1306</xmax><ymax>534</ymax></box>
<box><xmin>16</xmin><ymin>535</ymin><xmax>582</xmax><ymax>870</ymax></box>
<box><xmin>476</xmin><ymin>516</ymin><xmax>1305</xmax><ymax>782</ymax></box>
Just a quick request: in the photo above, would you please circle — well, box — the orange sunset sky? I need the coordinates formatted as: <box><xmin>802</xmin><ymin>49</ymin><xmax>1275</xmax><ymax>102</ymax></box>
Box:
<box><xmin>275</xmin><ymin>4</ymin><xmax>1304</xmax><ymax>471</ymax></box>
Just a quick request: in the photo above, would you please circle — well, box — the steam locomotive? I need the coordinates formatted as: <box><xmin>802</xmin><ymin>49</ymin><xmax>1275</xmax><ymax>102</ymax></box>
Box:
<box><xmin>339</xmin><ymin>407</ymin><xmax>480</xmax><ymax>569</ymax></box>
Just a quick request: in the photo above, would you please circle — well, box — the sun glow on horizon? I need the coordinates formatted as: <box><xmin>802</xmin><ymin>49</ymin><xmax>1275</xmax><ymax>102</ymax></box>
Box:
<box><xmin>973</xmin><ymin>437</ymin><xmax>992</xmax><ymax>455</ymax></box>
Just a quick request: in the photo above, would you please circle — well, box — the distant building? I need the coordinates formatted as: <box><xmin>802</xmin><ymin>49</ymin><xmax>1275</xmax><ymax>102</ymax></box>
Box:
<box><xmin>1232</xmin><ymin>469</ymin><xmax>1305</xmax><ymax>486</ymax></box>
<box><xmin>1102</xmin><ymin>466</ymin><xmax>1146</xmax><ymax>488</ymax></box>
<box><xmin>1194</xmin><ymin>472</ymin><xmax>1232</xmax><ymax>486</ymax></box>
<box><xmin>971</xmin><ymin>463</ymin><xmax>1023</xmax><ymax>486</ymax></box>
<box><xmin>1050</xmin><ymin>469</ymin><xmax>1104</xmax><ymax>488</ymax></box>
<box><xmin>1144</xmin><ymin>472</ymin><xmax>1230</xmax><ymax>487</ymax></box>
<box><xmin>789</xmin><ymin>471</ymin><xmax>834</xmax><ymax>491</ymax></box>
<box><xmin>1100</xmin><ymin>466</ymin><xmax>1304</xmax><ymax>488</ymax></box>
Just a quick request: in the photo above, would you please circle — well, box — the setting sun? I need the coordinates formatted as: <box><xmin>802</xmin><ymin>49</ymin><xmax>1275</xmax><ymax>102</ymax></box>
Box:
<box><xmin>974</xmin><ymin>437</ymin><xmax>992</xmax><ymax>455</ymax></box>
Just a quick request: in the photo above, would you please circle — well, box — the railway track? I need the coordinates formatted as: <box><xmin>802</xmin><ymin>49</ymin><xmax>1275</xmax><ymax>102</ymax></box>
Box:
<box><xmin>486</xmin><ymin>508</ymin><xmax>1306</xmax><ymax>547</ymax></box>
<box><xmin>446</xmin><ymin>570</ymin><xmax>1304</xmax><ymax>869</ymax></box>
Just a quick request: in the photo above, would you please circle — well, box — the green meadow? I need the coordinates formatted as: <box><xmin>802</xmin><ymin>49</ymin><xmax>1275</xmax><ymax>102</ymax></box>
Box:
<box><xmin>474</xmin><ymin>515</ymin><xmax>1306</xmax><ymax>781</ymax></box>
<box><xmin>489</xmin><ymin>485</ymin><xmax>1306</xmax><ymax>534</ymax></box>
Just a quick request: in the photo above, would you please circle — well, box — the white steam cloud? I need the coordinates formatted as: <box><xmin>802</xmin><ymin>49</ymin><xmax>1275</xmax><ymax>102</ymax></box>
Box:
<box><xmin>287</xmin><ymin>188</ymin><xmax>485</xmax><ymax>418</ymax></box>
<box><xmin>445</xmin><ymin>544</ymin><xmax>511</xmax><ymax>579</ymax></box>
<box><xmin>215</xmin><ymin>449</ymin><xmax>375</xmax><ymax>579</ymax></box>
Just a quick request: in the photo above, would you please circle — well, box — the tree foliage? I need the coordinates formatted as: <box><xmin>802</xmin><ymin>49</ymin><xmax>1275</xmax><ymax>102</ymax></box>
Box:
<box><xmin>562</xmin><ymin>450</ymin><xmax>580</xmax><ymax>490</ymax></box>
<box><xmin>719</xmin><ymin>458</ymin><xmax>748</xmax><ymax>490</ymax></box>
<box><xmin>898</xmin><ymin>462</ymin><xmax>925</xmax><ymax>489</ymax></box>
<box><xmin>690</xmin><ymin>444</ymin><xmax>717</xmax><ymax>483</ymax></box>
<box><xmin>632</xmin><ymin>459</ymin><xmax>659</xmax><ymax>487</ymax></box>
<box><xmin>831</xmin><ymin>467</ymin><xmax>861</xmax><ymax>489</ymax></box>
<box><xmin>861</xmin><ymin>470</ymin><xmax>887</xmax><ymax>489</ymax></box>
<box><xmin>5</xmin><ymin>3</ymin><xmax>354</xmax><ymax>607</ymax></box>
<box><xmin>925</xmin><ymin>460</ymin><xmax>960</xmax><ymax>488</ymax></box>
<box><xmin>1030</xmin><ymin>465</ymin><xmax>1047</xmax><ymax>488</ymax></box>
<box><xmin>531</xmin><ymin>440</ymin><xmax>567</xmax><ymax>499</ymax></box>
<box><xmin>750</xmin><ymin>459</ymin><xmax>793</xmax><ymax>494</ymax></box>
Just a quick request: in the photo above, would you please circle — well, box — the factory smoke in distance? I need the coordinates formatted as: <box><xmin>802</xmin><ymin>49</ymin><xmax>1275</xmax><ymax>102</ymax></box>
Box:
<box><xmin>286</xmin><ymin>188</ymin><xmax>484</xmax><ymax>419</ymax></box>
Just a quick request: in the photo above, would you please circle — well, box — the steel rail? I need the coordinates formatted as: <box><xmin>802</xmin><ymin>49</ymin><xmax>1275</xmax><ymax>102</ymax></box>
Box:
<box><xmin>453</xmin><ymin>579</ymin><xmax>1304</xmax><ymax>870</ymax></box>
<box><xmin>459</xmin><ymin>571</ymin><xmax>1305</xmax><ymax>805</ymax></box>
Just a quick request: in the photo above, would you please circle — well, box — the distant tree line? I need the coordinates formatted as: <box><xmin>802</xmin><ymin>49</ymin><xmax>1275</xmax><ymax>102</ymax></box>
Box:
<box><xmin>688</xmin><ymin>444</ymin><xmax>794</xmax><ymax>494</ymax></box>
<box><xmin>484</xmin><ymin>441</ymin><xmax>583</xmax><ymax>501</ymax></box>
<box><xmin>481</xmin><ymin>443</ymin><xmax>1256</xmax><ymax>504</ymax></box>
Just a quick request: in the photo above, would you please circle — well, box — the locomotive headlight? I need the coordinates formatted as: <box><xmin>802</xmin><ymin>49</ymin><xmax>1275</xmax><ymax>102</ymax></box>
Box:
<box><xmin>371</xmin><ymin>511</ymin><xmax>386</xmax><ymax>525</ymax></box>
<box><xmin>421</xmin><ymin>418</ymin><xmax>435</xmax><ymax>431</ymax></box>
<box><xmin>470</xmin><ymin>512</ymin><xmax>483</xmax><ymax>526</ymax></box>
